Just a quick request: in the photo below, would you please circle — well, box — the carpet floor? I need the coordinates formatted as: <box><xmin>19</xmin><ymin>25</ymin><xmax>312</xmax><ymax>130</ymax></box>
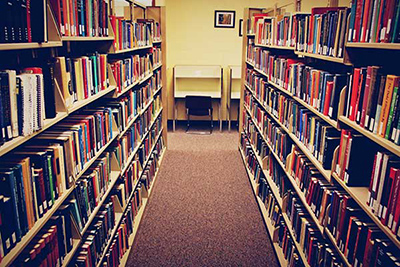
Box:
<box><xmin>126</xmin><ymin>130</ymin><xmax>279</xmax><ymax>267</ymax></box>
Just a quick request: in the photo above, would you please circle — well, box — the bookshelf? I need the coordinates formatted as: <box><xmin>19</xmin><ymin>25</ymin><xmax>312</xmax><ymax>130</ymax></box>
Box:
<box><xmin>0</xmin><ymin>2</ymin><xmax>167</xmax><ymax>267</ymax></box>
<box><xmin>240</xmin><ymin>3</ymin><xmax>400</xmax><ymax>266</ymax></box>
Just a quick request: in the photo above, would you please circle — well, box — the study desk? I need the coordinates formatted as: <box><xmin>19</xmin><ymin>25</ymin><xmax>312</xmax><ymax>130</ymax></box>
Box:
<box><xmin>173</xmin><ymin>65</ymin><xmax>223</xmax><ymax>131</ymax></box>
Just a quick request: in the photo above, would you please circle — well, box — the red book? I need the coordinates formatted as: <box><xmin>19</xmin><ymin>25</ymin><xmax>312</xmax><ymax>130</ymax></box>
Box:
<box><xmin>360</xmin><ymin>67</ymin><xmax>372</xmax><ymax>127</ymax></box>
<box><xmin>324</xmin><ymin>81</ymin><xmax>334</xmax><ymax>115</ymax></box>
<box><xmin>74</xmin><ymin>0</ymin><xmax>79</xmax><ymax>36</ymax></box>
<box><xmin>26</xmin><ymin>0</ymin><xmax>32</xmax><ymax>42</ymax></box>
<box><xmin>361</xmin><ymin>0</ymin><xmax>371</xmax><ymax>42</ymax></box>
<box><xmin>85</xmin><ymin>0</ymin><xmax>90</xmax><ymax>36</ymax></box>
<box><xmin>353</xmin><ymin>0</ymin><xmax>364</xmax><ymax>41</ymax></box>
<box><xmin>388</xmin><ymin>170</ymin><xmax>400</xmax><ymax>228</ymax></box>
<box><xmin>391</xmin><ymin>173</ymin><xmax>400</xmax><ymax>233</ymax></box>
<box><xmin>382</xmin><ymin>168</ymin><xmax>398</xmax><ymax>225</ymax></box>
<box><xmin>383</xmin><ymin>0</ymin><xmax>396</xmax><ymax>42</ymax></box>
<box><xmin>82</xmin><ymin>57</ymin><xmax>88</xmax><ymax>99</ymax></box>
<box><xmin>349</xmin><ymin>68</ymin><xmax>361</xmax><ymax>121</ymax></box>
<box><xmin>35</xmin><ymin>168</ymin><xmax>47</xmax><ymax>213</ymax></box>
<box><xmin>375</xmin><ymin>0</ymin><xmax>385</xmax><ymax>42</ymax></box>
<box><xmin>99</xmin><ymin>55</ymin><xmax>105</xmax><ymax>90</ymax></box>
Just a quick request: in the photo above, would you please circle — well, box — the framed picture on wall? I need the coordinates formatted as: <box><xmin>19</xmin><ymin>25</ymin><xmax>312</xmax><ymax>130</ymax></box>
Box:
<box><xmin>214</xmin><ymin>10</ymin><xmax>236</xmax><ymax>28</ymax></box>
<box><xmin>239</xmin><ymin>19</ymin><xmax>243</xmax><ymax>36</ymax></box>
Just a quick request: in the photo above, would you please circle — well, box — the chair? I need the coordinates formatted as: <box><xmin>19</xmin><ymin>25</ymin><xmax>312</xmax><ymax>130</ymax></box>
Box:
<box><xmin>185</xmin><ymin>96</ymin><xmax>213</xmax><ymax>134</ymax></box>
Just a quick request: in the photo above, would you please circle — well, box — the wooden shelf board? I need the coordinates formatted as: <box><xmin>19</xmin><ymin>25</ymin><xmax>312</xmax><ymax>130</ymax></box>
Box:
<box><xmin>346</xmin><ymin>42</ymin><xmax>400</xmax><ymax>50</ymax></box>
<box><xmin>245</xmin><ymin>60</ymin><xmax>255</xmax><ymax>67</ymax></box>
<box><xmin>0</xmin><ymin>41</ymin><xmax>63</xmax><ymax>51</ymax></box>
<box><xmin>294</xmin><ymin>51</ymin><xmax>345</xmax><ymax>64</ymax></box>
<box><xmin>62</xmin><ymin>36</ymin><xmax>114</xmax><ymax>41</ymax></box>
<box><xmin>68</xmin><ymin>86</ymin><xmax>116</xmax><ymax>113</ymax></box>
<box><xmin>1</xmin><ymin>185</ymin><xmax>76</xmax><ymax>267</ymax></box>
<box><xmin>331</xmin><ymin>172</ymin><xmax>400</xmax><ymax>250</ymax></box>
<box><xmin>139</xmin><ymin>73</ymin><xmax>153</xmax><ymax>85</ymax></box>
<box><xmin>247</xmin><ymin>33</ymin><xmax>256</xmax><ymax>37</ymax></box>
<box><xmin>294</xmin><ymin>97</ymin><xmax>339</xmax><ymax>129</ymax></box>
<box><xmin>267</xmin><ymin>80</ymin><xmax>294</xmax><ymax>97</ymax></box>
<box><xmin>339</xmin><ymin>116</ymin><xmax>400</xmax><ymax>157</ymax></box>
<box><xmin>255</xmin><ymin>43</ymin><xmax>295</xmax><ymax>51</ymax></box>
<box><xmin>61</xmin><ymin>238</ymin><xmax>82</xmax><ymax>267</ymax></box>
<box><xmin>0</xmin><ymin>112</ymin><xmax>68</xmax><ymax>157</ymax></box>
<box><xmin>75</xmin><ymin>132</ymin><xmax>119</xmax><ymax>181</ymax></box>
<box><xmin>153</xmin><ymin>40</ymin><xmax>162</xmax><ymax>44</ymax></box>
<box><xmin>110</xmin><ymin>45</ymin><xmax>153</xmax><ymax>54</ymax></box>
<box><xmin>153</xmin><ymin>64</ymin><xmax>162</xmax><ymax>71</ymax></box>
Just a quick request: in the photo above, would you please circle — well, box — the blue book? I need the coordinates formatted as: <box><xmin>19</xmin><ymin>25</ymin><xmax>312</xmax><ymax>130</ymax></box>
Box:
<box><xmin>0</xmin><ymin>170</ymin><xmax>22</xmax><ymax>241</ymax></box>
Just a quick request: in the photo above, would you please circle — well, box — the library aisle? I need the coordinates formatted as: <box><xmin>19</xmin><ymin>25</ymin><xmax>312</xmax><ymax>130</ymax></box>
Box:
<box><xmin>126</xmin><ymin>131</ymin><xmax>279</xmax><ymax>266</ymax></box>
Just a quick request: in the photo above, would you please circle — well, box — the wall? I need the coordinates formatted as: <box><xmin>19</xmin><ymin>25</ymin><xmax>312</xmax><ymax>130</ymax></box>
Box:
<box><xmin>162</xmin><ymin>0</ymin><xmax>351</xmax><ymax>121</ymax></box>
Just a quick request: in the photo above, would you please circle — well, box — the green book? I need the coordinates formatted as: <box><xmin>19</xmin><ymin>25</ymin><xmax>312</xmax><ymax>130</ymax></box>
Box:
<box><xmin>46</xmin><ymin>156</ymin><xmax>55</xmax><ymax>204</ymax></box>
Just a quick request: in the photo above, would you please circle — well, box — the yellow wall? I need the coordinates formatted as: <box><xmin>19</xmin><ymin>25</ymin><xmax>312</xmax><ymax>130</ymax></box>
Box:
<box><xmin>163</xmin><ymin>0</ymin><xmax>351</xmax><ymax>121</ymax></box>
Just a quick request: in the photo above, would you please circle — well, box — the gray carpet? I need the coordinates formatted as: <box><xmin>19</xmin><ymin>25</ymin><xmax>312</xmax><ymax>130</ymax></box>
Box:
<box><xmin>126</xmin><ymin>130</ymin><xmax>279</xmax><ymax>267</ymax></box>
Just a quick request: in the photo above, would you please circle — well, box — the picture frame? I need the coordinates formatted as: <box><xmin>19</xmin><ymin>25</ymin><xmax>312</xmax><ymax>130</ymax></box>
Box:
<box><xmin>214</xmin><ymin>10</ymin><xmax>236</xmax><ymax>28</ymax></box>
<box><xmin>239</xmin><ymin>19</ymin><xmax>243</xmax><ymax>36</ymax></box>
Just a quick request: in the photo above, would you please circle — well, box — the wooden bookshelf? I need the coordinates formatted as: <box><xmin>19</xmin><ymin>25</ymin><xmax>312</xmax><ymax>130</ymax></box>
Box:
<box><xmin>118</xmin><ymin>146</ymin><xmax>166</xmax><ymax>267</ymax></box>
<box><xmin>239</xmin><ymin>147</ymin><xmax>310</xmax><ymax>267</ymax></box>
<box><xmin>346</xmin><ymin>42</ymin><xmax>400</xmax><ymax>50</ymax></box>
<box><xmin>109</xmin><ymin>44</ymin><xmax>153</xmax><ymax>54</ymax></box>
<box><xmin>61</xmin><ymin>36</ymin><xmax>115</xmax><ymax>41</ymax></box>
<box><xmin>324</xmin><ymin>229</ymin><xmax>352</xmax><ymax>267</ymax></box>
<box><xmin>294</xmin><ymin>51</ymin><xmax>346</xmax><ymax>64</ymax></box>
<box><xmin>0</xmin><ymin>4</ymin><xmax>168</xmax><ymax>266</ymax></box>
<box><xmin>254</xmin><ymin>43</ymin><xmax>295</xmax><ymax>51</ymax></box>
<box><xmin>153</xmin><ymin>63</ymin><xmax>162</xmax><ymax>71</ymax></box>
<box><xmin>339</xmin><ymin>116</ymin><xmax>400</xmax><ymax>157</ymax></box>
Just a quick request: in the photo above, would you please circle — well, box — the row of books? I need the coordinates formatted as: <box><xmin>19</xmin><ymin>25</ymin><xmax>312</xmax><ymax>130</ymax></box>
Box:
<box><xmin>246</xmin><ymin>48</ymin><xmax>347</xmax><ymax>120</ymax></box>
<box><xmin>0</xmin><ymin>67</ymin><xmax>55</xmax><ymax>145</ymax></box>
<box><xmin>244</xmin><ymin>87</ymin><xmax>339</xmax><ymax>171</ymax></box>
<box><xmin>109</xmin><ymin>17</ymin><xmax>154</xmax><ymax>51</ymax></box>
<box><xmin>255</xmin><ymin>14</ymin><xmax>293</xmax><ymax>47</ymax></box>
<box><xmin>152</xmin><ymin>21</ymin><xmax>161</xmax><ymax>42</ymax></box>
<box><xmin>153</xmin><ymin>47</ymin><xmax>162</xmax><ymax>67</ymax></box>
<box><xmin>347</xmin><ymin>0</ymin><xmax>400</xmax><ymax>43</ymax></box>
<box><xmin>295</xmin><ymin>8</ymin><xmax>349</xmax><ymax>58</ymax></box>
<box><xmin>108</xmin><ymin>74</ymin><xmax>160</xmax><ymax>133</ymax></box>
<box><xmin>110</xmin><ymin>53</ymin><xmax>152</xmax><ymax>94</ymax></box>
<box><xmin>368</xmin><ymin>150</ymin><xmax>400</xmax><ymax>236</ymax></box>
<box><xmin>55</xmin><ymin>54</ymin><xmax>110</xmax><ymax>108</ymax></box>
<box><xmin>113</xmin><ymin>105</ymin><xmax>161</xmax><ymax>172</ymax></box>
<box><xmin>49</xmin><ymin>0</ymin><xmax>109</xmax><ymax>37</ymax></box>
<box><xmin>344</xmin><ymin>67</ymin><xmax>400</xmax><ymax>145</ymax></box>
<box><xmin>73</xmin><ymin>151</ymin><xmax>114</xmax><ymax>232</ymax></box>
<box><xmin>0</xmin><ymin>0</ymin><xmax>46</xmax><ymax>43</ymax></box>
<box><xmin>251</xmin><ymin>8</ymin><xmax>349</xmax><ymax>58</ymax></box>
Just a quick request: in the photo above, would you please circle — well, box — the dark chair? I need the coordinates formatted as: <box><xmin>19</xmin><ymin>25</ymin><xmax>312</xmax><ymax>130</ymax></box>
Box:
<box><xmin>185</xmin><ymin>96</ymin><xmax>213</xmax><ymax>134</ymax></box>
